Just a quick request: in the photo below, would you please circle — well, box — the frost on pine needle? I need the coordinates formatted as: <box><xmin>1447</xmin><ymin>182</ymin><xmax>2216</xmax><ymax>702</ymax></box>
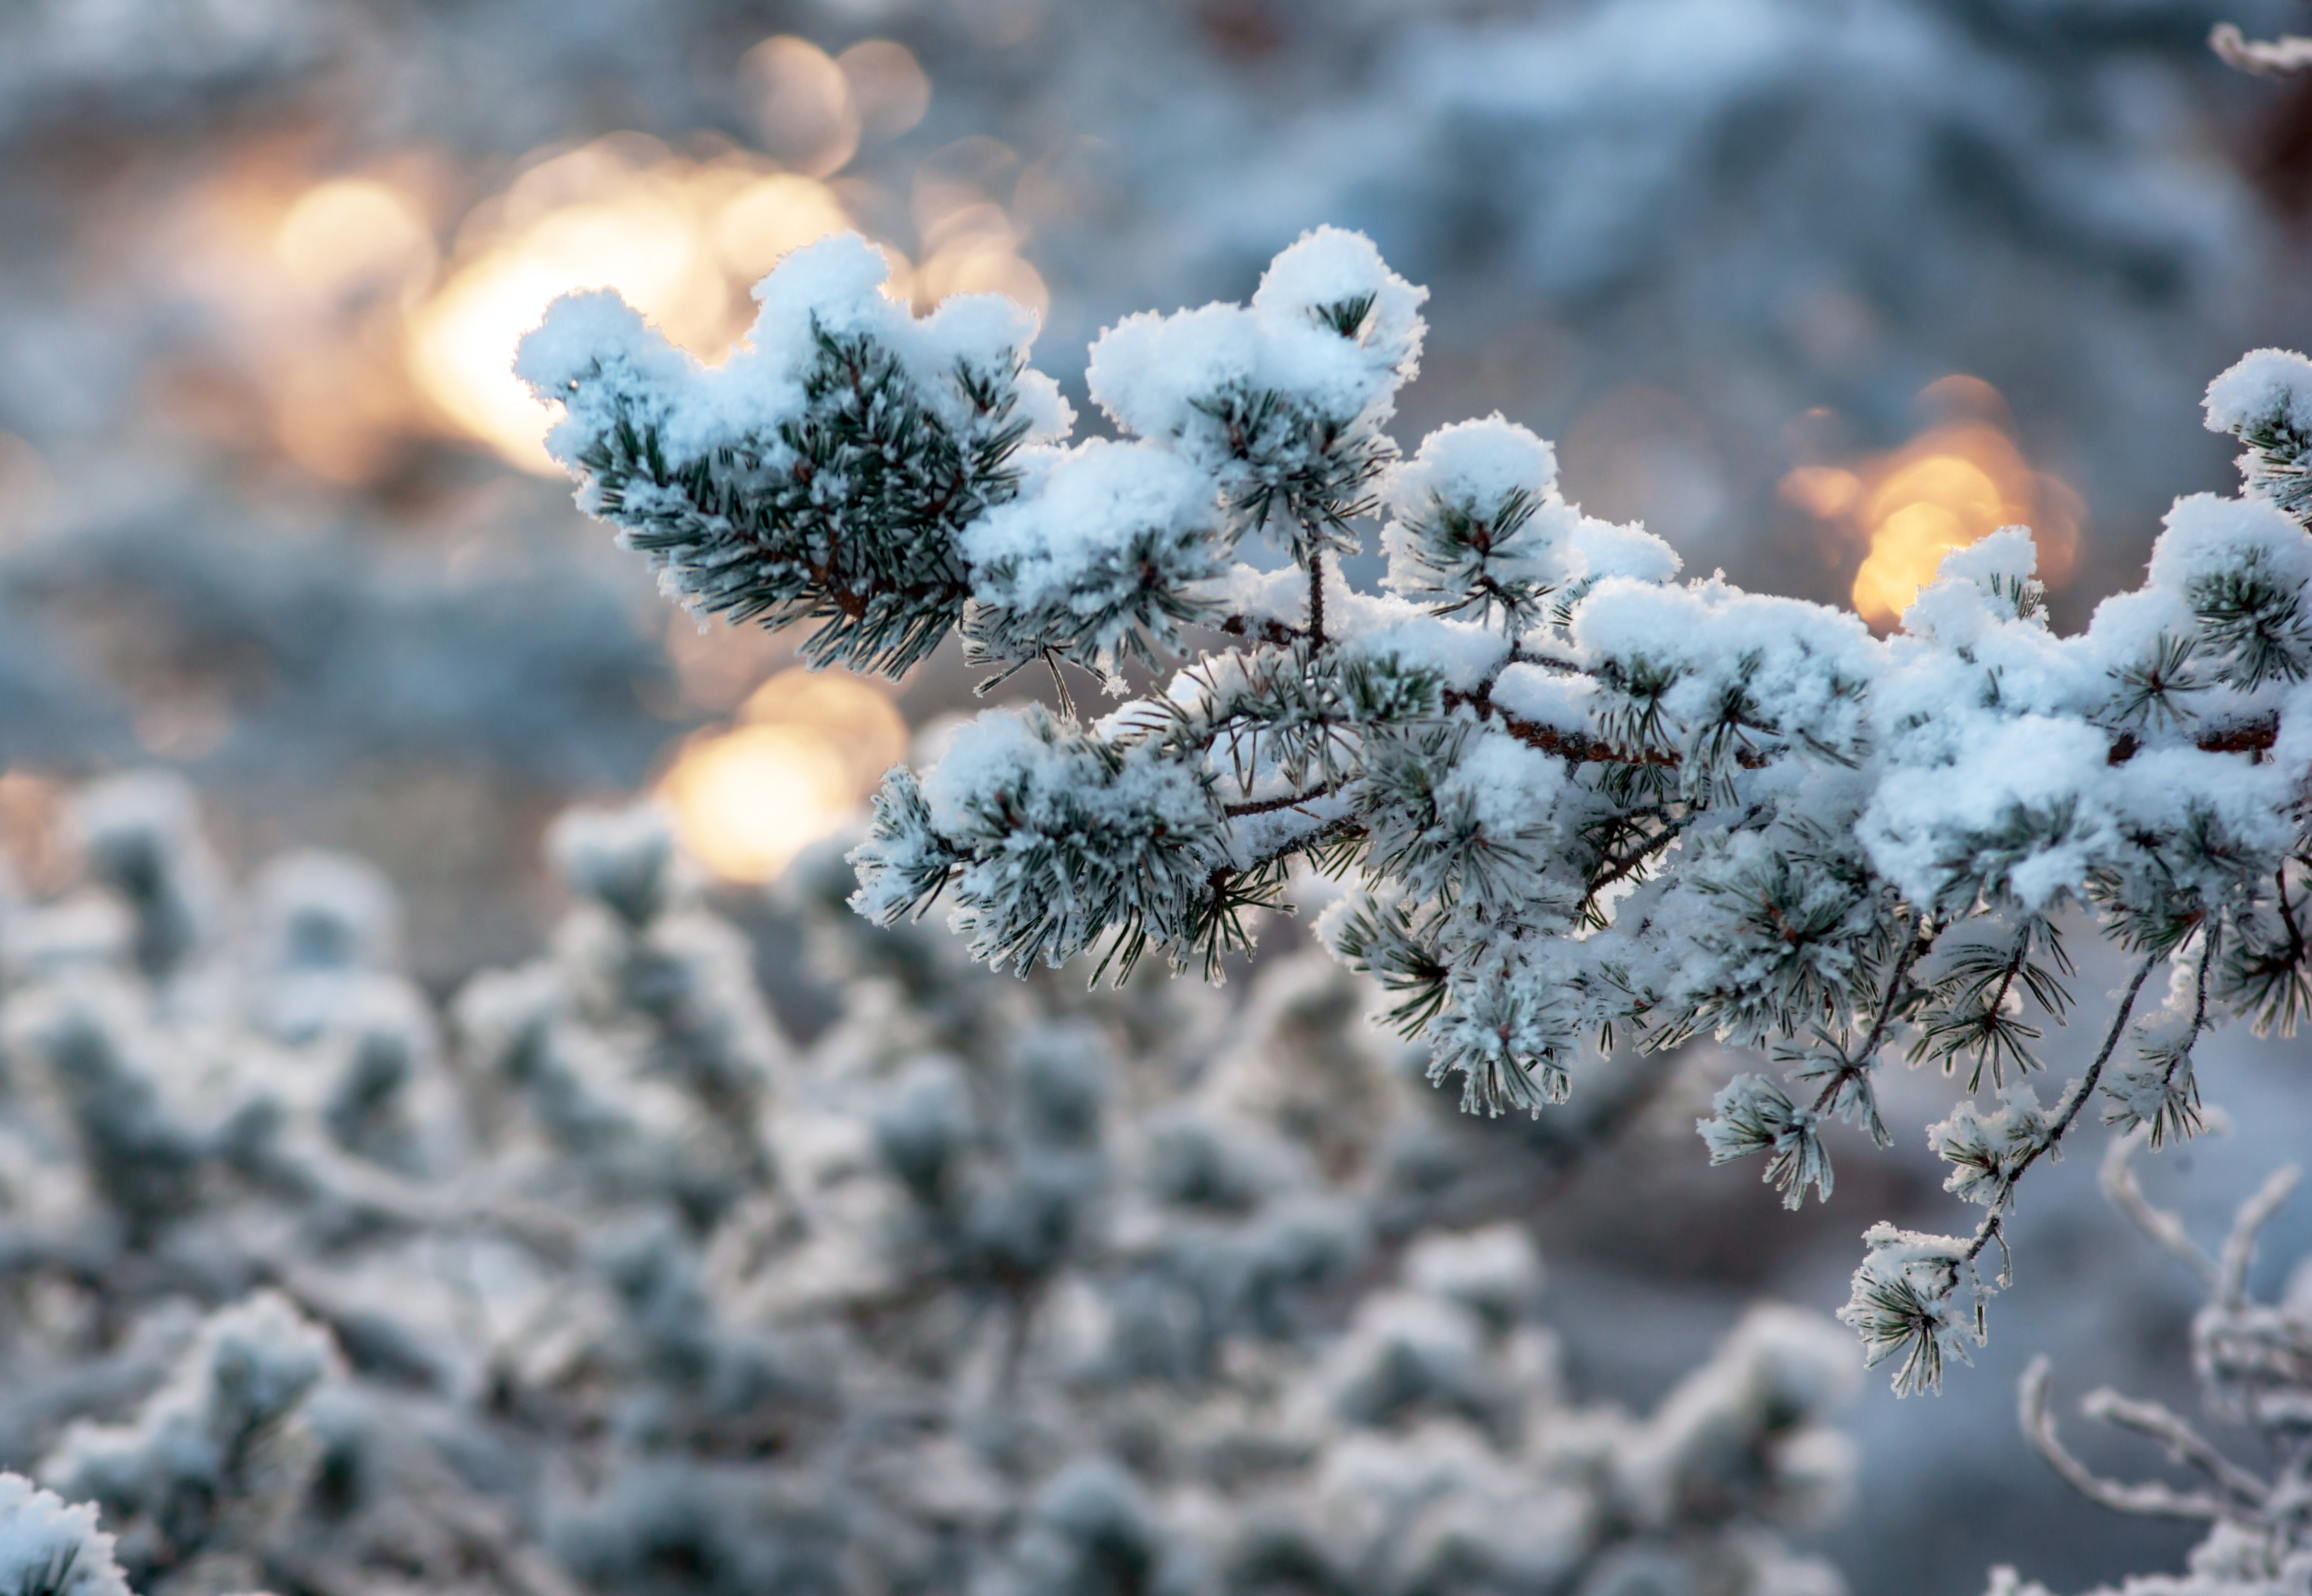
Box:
<box><xmin>962</xmin><ymin>439</ymin><xmax>1231</xmax><ymax>687</ymax></box>
<box><xmin>1377</xmin><ymin>416</ymin><xmax>1564</xmax><ymax>633</ymax></box>
<box><xmin>0</xmin><ymin>1474</ymin><xmax>130</xmax><ymax>1596</ymax></box>
<box><xmin>1839</xmin><ymin>1225</ymin><xmax>1991</xmax><ymax>1399</ymax></box>
<box><xmin>1700</xmin><ymin>1074</ymin><xmax>1831</xmax><ymax>1209</ymax></box>
<box><xmin>530</xmin><ymin>233</ymin><xmax>2312</xmax><ymax>1394</ymax></box>
<box><xmin>854</xmin><ymin>705</ymin><xmax>1234</xmax><ymax>978</ymax></box>
<box><xmin>1926</xmin><ymin>1088</ymin><xmax>2054</xmax><ymax>1208</ymax></box>
<box><xmin>2204</xmin><ymin>347</ymin><xmax>2312</xmax><ymax>523</ymax></box>
<box><xmin>1085</xmin><ymin>228</ymin><xmax>1424</xmax><ymax>568</ymax></box>
<box><xmin>516</xmin><ymin>235</ymin><xmax>1070</xmax><ymax>678</ymax></box>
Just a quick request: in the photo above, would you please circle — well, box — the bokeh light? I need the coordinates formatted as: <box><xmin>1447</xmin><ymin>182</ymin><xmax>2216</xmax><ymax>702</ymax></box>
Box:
<box><xmin>741</xmin><ymin>36</ymin><xmax>862</xmax><ymax>177</ymax></box>
<box><xmin>1782</xmin><ymin>377</ymin><xmax>2082</xmax><ymax>627</ymax></box>
<box><xmin>403</xmin><ymin>139</ymin><xmax>801</xmax><ymax>472</ymax></box>
<box><xmin>273</xmin><ymin>178</ymin><xmax>435</xmax><ymax>301</ymax></box>
<box><xmin>165</xmin><ymin>34</ymin><xmax>1044</xmax><ymax>484</ymax></box>
<box><xmin>837</xmin><ymin>40</ymin><xmax>933</xmax><ymax>139</ymax></box>
<box><xmin>656</xmin><ymin>667</ymin><xmax>907</xmax><ymax>882</ymax></box>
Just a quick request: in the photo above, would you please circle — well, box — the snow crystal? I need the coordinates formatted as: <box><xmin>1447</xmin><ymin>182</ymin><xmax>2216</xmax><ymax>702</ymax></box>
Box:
<box><xmin>1487</xmin><ymin>663</ymin><xmax>1601</xmax><ymax>730</ymax></box>
<box><xmin>1342</xmin><ymin>610</ymin><xmax>1512</xmax><ymax>692</ymax></box>
<box><xmin>1562</xmin><ymin>512</ymin><xmax>1681</xmax><ymax>585</ymax></box>
<box><xmin>1084</xmin><ymin>302</ymin><xmax>1262</xmax><ymax>444</ymax></box>
<box><xmin>2146</xmin><ymin>491</ymin><xmax>2312</xmax><ymax>594</ymax></box>
<box><xmin>1439</xmin><ymin>730</ymin><xmax>1564</xmax><ymax>838</ymax></box>
<box><xmin>1862</xmin><ymin>713</ymin><xmax>2115</xmax><ymax>908</ymax></box>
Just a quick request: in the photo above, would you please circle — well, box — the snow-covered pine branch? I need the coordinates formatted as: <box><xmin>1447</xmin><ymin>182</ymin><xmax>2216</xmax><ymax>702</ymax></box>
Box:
<box><xmin>522</xmin><ymin>230</ymin><xmax>2312</xmax><ymax>1391</ymax></box>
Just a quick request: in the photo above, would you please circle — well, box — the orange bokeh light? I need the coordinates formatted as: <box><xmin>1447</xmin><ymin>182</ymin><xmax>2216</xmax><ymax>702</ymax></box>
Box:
<box><xmin>655</xmin><ymin>667</ymin><xmax>908</xmax><ymax>882</ymax></box>
<box><xmin>1780</xmin><ymin>380</ymin><xmax>2081</xmax><ymax>627</ymax></box>
<box><xmin>164</xmin><ymin>38</ymin><xmax>1053</xmax><ymax>485</ymax></box>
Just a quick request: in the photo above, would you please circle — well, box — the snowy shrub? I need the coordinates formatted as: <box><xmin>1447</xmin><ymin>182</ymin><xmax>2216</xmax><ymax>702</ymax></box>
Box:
<box><xmin>1985</xmin><ymin>1129</ymin><xmax>2312</xmax><ymax>1595</ymax></box>
<box><xmin>0</xmin><ymin>776</ymin><xmax>1861</xmax><ymax>1596</ymax></box>
<box><xmin>42</xmin><ymin>1291</ymin><xmax>338</xmax><ymax>1591</ymax></box>
<box><xmin>524</xmin><ymin>229</ymin><xmax>2312</xmax><ymax>1392</ymax></box>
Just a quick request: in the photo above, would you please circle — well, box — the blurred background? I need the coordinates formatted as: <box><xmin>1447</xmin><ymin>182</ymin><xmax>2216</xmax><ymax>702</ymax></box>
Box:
<box><xmin>2</xmin><ymin>0</ymin><xmax>2311</xmax><ymax>1590</ymax></box>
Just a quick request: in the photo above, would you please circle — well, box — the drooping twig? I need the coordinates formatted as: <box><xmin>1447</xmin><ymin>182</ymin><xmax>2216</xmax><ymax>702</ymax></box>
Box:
<box><xmin>2099</xmin><ymin>1127</ymin><xmax>2220</xmax><ymax>1291</ymax></box>
<box><xmin>1963</xmin><ymin>950</ymin><xmax>2161</xmax><ymax>1269</ymax></box>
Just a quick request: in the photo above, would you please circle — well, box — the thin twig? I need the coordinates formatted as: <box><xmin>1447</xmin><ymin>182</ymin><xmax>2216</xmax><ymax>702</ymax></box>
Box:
<box><xmin>1308</xmin><ymin>549</ymin><xmax>1327</xmax><ymax>649</ymax></box>
<box><xmin>1579</xmin><ymin>813</ymin><xmax>1697</xmax><ymax>914</ymax></box>
<box><xmin>2107</xmin><ymin>715</ymin><xmax>2281</xmax><ymax>765</ymax></box>
<box><xmin>1223</xmin><ymin>783</ymin><xmax>1340</xmax><ymax>819</ymax></box>
<box><xmin>1963</xmin><ymin>950</ymin><xmax>2161</xmax><ymax>1268</ymax></box>
<box><xmin>2079</xmin><ymin>1388</ymin><xmax>2271</xmax><ymax>1506</ymax></box>
<box><xmin>2020</xmin><ymin>1356</ymin><xmax>2236</xmax><ymax>1523</ymax></box>
<box><xmin>2099</xmin><ymin>1128</ymin><xmax>2220</xmax><ymax>1291</ymax></box>
<box><xmin>2218</xmin><ymin>1164</ymin><xmax>2302</xmax><ymax>1311</ymax></box>
<box><xmin>1217</xmin><ymin>613</ymin><xmax>1306</xmax><ymax>648</ymax></box>
<box><xmin>1807</xmin><ymin>908</ymin><xmax>1937</xmax><ymax>1139</ymax></box>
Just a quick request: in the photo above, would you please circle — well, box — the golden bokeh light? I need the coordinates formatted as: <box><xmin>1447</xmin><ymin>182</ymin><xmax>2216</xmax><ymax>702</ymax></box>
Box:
<box><xmin>658</xmin><ymin>668</ymin><xmax>908</xmax><ymax>882</ymax></box>
<box><xmin>1775</xmin><ymin>465</ymin><xmax>1861</xmax><ymax>521</ymax></box>
<box><xmin>658</xmin><ymin>724</ymin><xmax>853</xmax><ymax>884</ymax></box>
<box><xmin>407</xmin><ymin>177</ymin><xmax>721</xmax><ymax>470</ymax></box>
<box><xmin>1780</xmin><ymin>379</ymin><xmax>2082</xmax><ymax>627</ymax></box>
<box><xmin>741</xmin><ymin>36</ymin><xmax>861</xmax><ymax>177</ymax></box>
<box><xmin>713</xmin><ymin>173</ymin><xmax>853</xmax><ymax>281</ymax></box>
<box><xmin>171</xmin><ymin>43</ymin><xmax>1052</xmax><ymax>485</ymax></box>
<box><xmin>403</xmin><ymin>141</ymin><xmax>853</xmax><ymax>472</ymax></box>
<box><xmin>274</xmin><ymin>178</ymin><xmax>435</xmax><ymax>300</ymax></box>
<box><xmin>398</xmin><ymin>127</ymin><xmax>1046</xmax><ymax>471</ymax></box>
<box><xmin>738</xmin><ymin>668</ymin><xmax>909</xmax><ymax>788</ymax></box>
<box><xmin>837</xmin><ymin>41</ymin><xmax>932</xmax><ymax>139</ymax></box>
<box><xmin>906</xmin><ymin>138</ymin><xmax>1047</xmax><ymax>319</ymax></box>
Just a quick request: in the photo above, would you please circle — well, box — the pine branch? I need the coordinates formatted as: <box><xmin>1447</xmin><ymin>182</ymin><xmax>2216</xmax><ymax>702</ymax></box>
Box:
<box><xmin>1961</xmin><ymin>950</ymin><xmax>2161</xmax><ymax>1271</ymax></box>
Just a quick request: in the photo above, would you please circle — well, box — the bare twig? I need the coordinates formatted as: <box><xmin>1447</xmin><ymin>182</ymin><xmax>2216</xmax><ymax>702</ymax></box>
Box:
<box><xmin>2020</xmin><ymin>1357</ymin><xmax>2237</xmax><ymax>1523</ymax></box>
<box><xmin>2211</xmin><ymin>22</ymin><xmax>2312</xmax><ymax>75</ymax></box>
<box><xmin>2099</xmin><ymin>1128</ymin><xmax>2220</xmax><ymax>1292</ymax></box>
<box><xmin>2080</xmin><ymin>1387</ymin><xmax>2271</xmax><ymax>1508</ymax></box>
<box><xmin>1963</xmin><ymin>951</ymin><xmax>2161</xmax><ymax>1269</ymax></box>
<box><xmin>1224</xmin><ymin>782</ymin><xmax>1340</xmax><ymax>819</ymax></box>
<box><xmin>2217</xmin><ymin>1163</ymin><xmax>2302</xmax><ymax>1312</ymax></box>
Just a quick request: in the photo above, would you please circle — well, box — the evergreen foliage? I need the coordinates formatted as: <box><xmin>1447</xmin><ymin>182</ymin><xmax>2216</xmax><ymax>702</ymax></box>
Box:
<box><xmin>0</xmin><ymin>775</ymin><xmax>1864</xmax><ymax>1596</ymax></box>
<box><xmin>528</xmin><ymin>233</ymin><xmax>2312</xmax><ymax>1394</ymax></box>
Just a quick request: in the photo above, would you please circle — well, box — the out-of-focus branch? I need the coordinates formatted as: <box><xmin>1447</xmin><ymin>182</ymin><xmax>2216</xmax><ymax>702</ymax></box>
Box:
<box><xmin>2211</xmin><ymin>22</ymin><xmax>2312</xmax><ymax>75</ymax></box>
<box><xmin>2018</xmin><ymin>1357</ymin><xmax>2237</xmax><ymax>1523</ymax></box>
<box><xmin>2099</xmin><ymin>1127</ymin><xmax>2219</xmax><ymax>1292</ymax></box>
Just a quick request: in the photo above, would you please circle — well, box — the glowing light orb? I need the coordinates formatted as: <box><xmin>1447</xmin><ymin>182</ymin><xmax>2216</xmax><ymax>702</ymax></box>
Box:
<box><xmin>275</xmin><ymin>178</ymin><xmax>434</xmax><ymax>300</ymax></box>
<box><xmin>406</xmin><ymin>191</ymin><xmax>708</xmax><ymax>472</ymax></box>
<box><xmin>658</xmin><ymin>724</ymin><xmax>854</xmax><ymax>884</ymax></box>
<box><xmin>402</xmin><ymin>144</ymin><xmax>875</xmax><ymax>473</ymax></box>
<box><xmin>1779</xmin><ymin>379</ymin><xmax>2083</xmax><ymax>628</ymax></box>
<box><xmin>659</xmin><ymin>667</ymin><xmax>909</xmax><ymax>882</ymax></box>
